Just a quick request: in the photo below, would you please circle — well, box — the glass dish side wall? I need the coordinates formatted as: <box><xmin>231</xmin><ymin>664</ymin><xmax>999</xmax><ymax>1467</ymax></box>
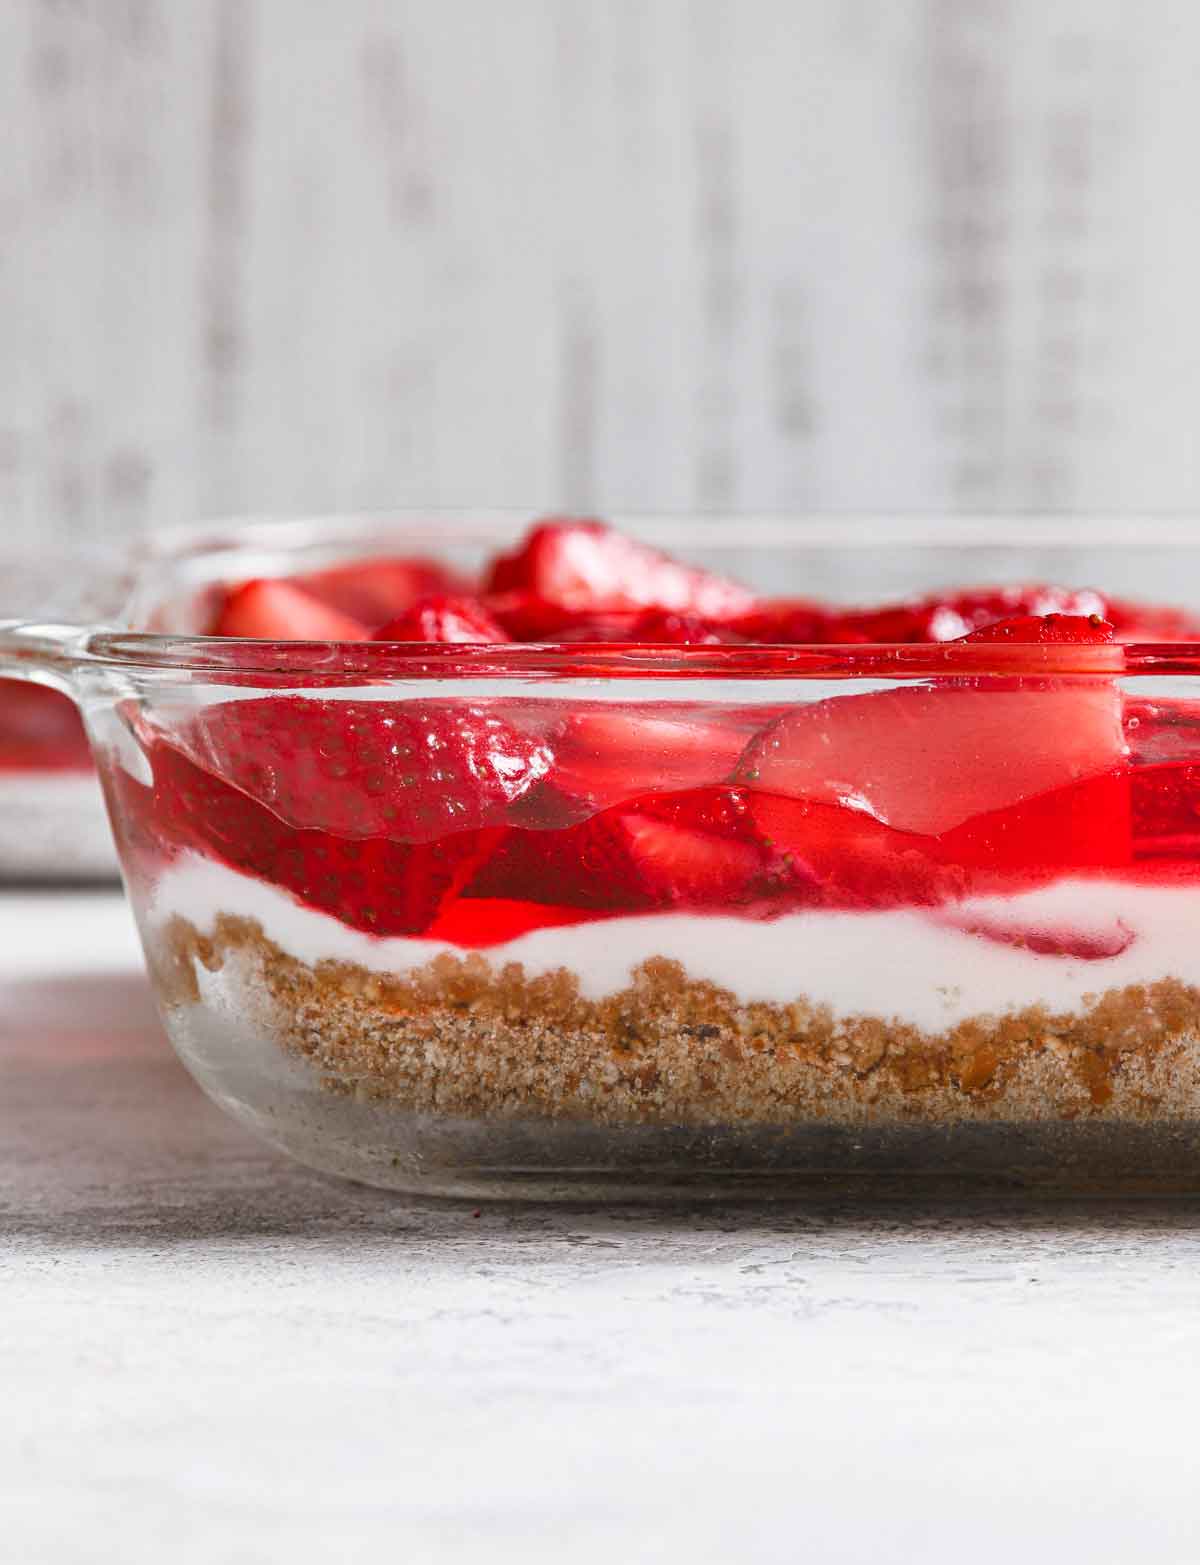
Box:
<box><xmin>84</xmin><ymin>651</ymin><xmax>1200</xmax><ymax>1200</ymax></box>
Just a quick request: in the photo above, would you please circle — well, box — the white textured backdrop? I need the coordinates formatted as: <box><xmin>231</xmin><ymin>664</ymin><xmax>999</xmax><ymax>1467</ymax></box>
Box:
<box><xmin>3</xmin><ymin>0</ymin><xmax>1200</xmax><ymax>543</ymax></box>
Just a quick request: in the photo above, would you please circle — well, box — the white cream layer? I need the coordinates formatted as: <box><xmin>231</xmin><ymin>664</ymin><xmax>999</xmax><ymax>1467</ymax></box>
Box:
<box><xmin>148</xmin><ymin>854</ymin><xmax>1200</xmax><ymax>1033</ymax></box>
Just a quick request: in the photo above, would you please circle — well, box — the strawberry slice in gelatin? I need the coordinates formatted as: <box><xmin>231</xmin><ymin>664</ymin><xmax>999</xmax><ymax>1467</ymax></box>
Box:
<box><xmin>133</xmin><ymin>699</ymin><xmax>555</xmax><ymax>934</ymax></box>
<box><xmin>167</xmin><ymin>697</ymin><xmax>553</xmax><ymax>841</ymax></box>
<box><xmin>745</xmin><ymin>793</ymin><xmax>958</xmax><ymax>908</ymax></box>
<box><xmin>736</xmin><ymin>619</ymin><xmax>1129</xmax><ymax>904</ymax></box>
<box><xmin>737</xmin><ymin>675</ymin><xmax>1125</xmax><ymax>839</ymax></box>
<box><xmin>548</xmin><ymin>707</ymin><xmax>754</xmax><ymax>812</ymax></box>
<box><xmin>470</xmin><ymin>786</ymin><xmax>804</xmax><ymax>914</ymax></box>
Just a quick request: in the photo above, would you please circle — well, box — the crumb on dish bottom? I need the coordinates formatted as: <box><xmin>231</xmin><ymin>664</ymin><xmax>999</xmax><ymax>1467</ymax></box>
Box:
<box><xmin>150</xmin><ymin>912</ymin><xmax>1200</xmax><ymax>1128</ymax></box>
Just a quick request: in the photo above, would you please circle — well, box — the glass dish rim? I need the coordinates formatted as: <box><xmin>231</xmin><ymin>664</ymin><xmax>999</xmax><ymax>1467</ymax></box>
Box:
<box><xmin>54</xmin><ymin>509</ymin><xmax>1200</xmax><ymax>681</ymax></box>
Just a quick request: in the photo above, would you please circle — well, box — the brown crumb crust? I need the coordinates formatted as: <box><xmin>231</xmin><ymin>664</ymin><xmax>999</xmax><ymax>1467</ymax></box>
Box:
<box><xmin>152</xmin><ymin>912</ymin><xmax>1200</xmax><ymax>1127</ymax></box>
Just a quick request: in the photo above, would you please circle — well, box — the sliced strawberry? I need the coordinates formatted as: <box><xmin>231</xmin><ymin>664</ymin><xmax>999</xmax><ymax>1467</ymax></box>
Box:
<box><xmin>157</xmin><ymin>697</ymin><xmax>553</xmax><ymax>842</ymax></box>
<box><xmin>622</xmin><ymin>609</ymin><xmax>743</xmax><ymax>645</ymax></box>
<box><xmin>483</xmin><ymin>595</ymin><xmax>744</xmax><ymax>644</ymax></box>
<box><xmin>747</xmin><ymin>792</ymin><xmax>957</xmax><ymax>908</ymax></box>
<box><xmin>934</xmin><ymin>907</ymin><xmax>1135</xmax><ymax>961</ymax></box>
<box><xmin>470</xmin><ymin>786</ymin><xmax>804</xmax><ymax>912</ymax></box>
<box><xmin>549</xmin><ymin>706</ymin><xmax>755</xmax><ymax>811</ymax></box>
<box><xmin>746</xmin><ymin>767</ymin><xmax>1130</xmax><ymax>910</ymax></box>
<box><xmin>730</xmin><ymin>600</ymin><xmax>844</xmax><ymax>644</ymax></box>
<box><xmin>138</xmin><ymin>736</ymin><xmax>498</xmax><ymax>935</ymax></box>
<box><xmin>481</xmin><ymin>592</ymin><xmax>594</xmax><ymax>641</ymax></box>
<box><xmin>624</xmin><ymin>787</ymin><xmax>808</xmax><ymax>906</ymax></box>
<box><xmin>295</xmin><ymin>556</ymin><xmax>463</xmax><ymax>626</ymax></box>
<box><xmin>737</xmin><ymin>681</ymin><xmax>1126</xmax><ymax>838</ymax></box>
<box><xmin>467</xmin><ymin>814</ymin><xmax>646</xmax><ymax>910</ymax></box>
<box><xmin>845</xmin><ymin>586</ymin><xmax>1109</xmax><ymax>644</ymax></box>
<box><xmin>619</xmin><ymin>813</ymin><xmax>771</xmax><ymax>907</ymax></box>
<box><xmin>374</xmin><ymin>595</ymin><xmax>509</xmax><ymax>644</ymax></box>
<box><xmin>1104</xmin><ymin>599</ymin><xmax>1200</xmax><ymax>642</ymax></box>
<box><xmin>530</xmin><ymin>607</ymin><xmax>744</xmax><ymax>645</ymax></box>
<box><xmin>210</xmin><ymin>580</ymin><xmax>370</xmax><ymax>641</ymax></box>
<box><xmin>961</xmin><ymin>613</ymin><xmax>1114</xmax><ymax>645</ymax></box>
<box><xmin>728</xmin><ymin>588</ymin><xmax>1110</xmax><ymax>645</ymax></box>
<box><xmin>485</xmin><ymin>518</ymin><xmax>755</xmax><ymax>621</ymax></box>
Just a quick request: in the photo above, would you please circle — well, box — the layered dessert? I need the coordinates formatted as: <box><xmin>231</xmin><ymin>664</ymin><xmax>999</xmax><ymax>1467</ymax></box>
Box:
<box><xmin>108</xmin><ymin>518</ymin><xmax>1200</xmax><ymax>1188</ymax></box>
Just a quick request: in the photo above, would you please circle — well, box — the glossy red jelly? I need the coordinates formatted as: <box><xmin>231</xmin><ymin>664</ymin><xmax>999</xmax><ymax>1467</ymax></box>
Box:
<box><xmin>128</xmin><ymin>516</ymin><xmax>1200</xmax><ymax>953</ymax></box>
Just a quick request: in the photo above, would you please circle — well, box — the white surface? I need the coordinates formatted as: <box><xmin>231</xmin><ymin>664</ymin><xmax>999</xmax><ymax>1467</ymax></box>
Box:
<box><xmin>156</xmin><ymin>852</ymin><xmax>1190</xmax><ymax>1027</ymax></box>
<box><xmin>5</xmin><ymin>888</ymin><xmax>1200</xmax><ymax>1562</ymax></box>
<box><xmin>6</xmin><ymin>0</ymin><xmax>1200</xmax><ymax>533</ymax></box>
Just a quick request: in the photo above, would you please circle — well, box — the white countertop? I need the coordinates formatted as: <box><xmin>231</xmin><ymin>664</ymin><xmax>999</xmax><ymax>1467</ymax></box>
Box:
<box><xmin>4</xmin><ymin>888</ymin><xmax>1200</xmax><ymax>1564</ymax></box>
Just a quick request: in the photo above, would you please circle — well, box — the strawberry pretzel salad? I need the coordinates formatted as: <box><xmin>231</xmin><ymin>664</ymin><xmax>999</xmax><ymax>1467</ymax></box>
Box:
<box><xmin>109</xmin><ymin>517</ymin><xmax>1200</xmax><ymax>1185</ymax></box>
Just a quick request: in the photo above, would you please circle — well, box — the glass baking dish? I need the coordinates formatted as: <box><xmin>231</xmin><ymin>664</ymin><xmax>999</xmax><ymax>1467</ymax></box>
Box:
<box><xmin>5</xmin><ymin>512</ymin><xmax>1200</xmax><ymax>1199</ymax></box>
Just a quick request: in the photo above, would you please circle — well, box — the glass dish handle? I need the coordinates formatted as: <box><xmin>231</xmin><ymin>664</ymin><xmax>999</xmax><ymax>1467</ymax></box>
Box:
<box><xmin>0</xmin><ymin>621</ymin><xmax>91</xmax><ymax>698</ymax></box>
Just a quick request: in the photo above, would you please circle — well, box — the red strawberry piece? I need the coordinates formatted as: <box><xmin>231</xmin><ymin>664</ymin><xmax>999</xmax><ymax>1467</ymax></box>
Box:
<box><xmin>0</xmin><ymin>680</ymin><xmax>92</xmax><ymax>771</ymax></box>
<box><xmin>622</xmin><ymin>609</ymin><xmax>743</xmax><ymax>644</ymax></box>
<box><xmin>211</xmin><ymin>580</ymin><xmax>370</xmax><ymax>641</ymax></box>
<box><xmin>623</xmin><ymin>787</ymin><xmax>809</xmax><ymax>907</ymax></box>
<box><xmin>961</xmin><ymin>613</ymin><xmax>1114</xmax><ymax>645</ymax></box>
<box><xmin>159</xmin><ymin>697</ymin><xmax>553</xmax><ymax>843</ymax></box>
<box><xmin>746</xmin><ymin>792</ymin><xmax>957</xmax><ymax>908</ymax></box>
<box><xmin>617</xmin><ymin>811</ymin><xmax>777</xmax><ymax>908</ymax></box>
<box><xmin>471</xmin><ymin>786</ymin><xmax>806</xmax><ymax>913</ymax></box>
<box><xmin>729</xmin><ymin>588</ymin><xmax>1111</xmax><ymax>645</ymax></box>
<box><xmin>374</xmin><ymin>595</ymin><xmax>510</xmax><ymax>644</ymax></box>
<box><xmin>485</xmin><ymin>518</ymin><xmax>755</xmax><ymax>621</ymax></box>
<box><xmin>481</xmin><ymin>591</ymin><xmax>609</xmax><ymax>641</ymax></box>
<box><xmin>133</xmin><ymin>699</ymin><xmax>554</xmax><ymax>935</ymax></box>
<box><xmin>549</xmin><ymin>706</ymin><xmax>754</xmax><ymax>811</ymax></box>
<box><xmin>730</xmin><ymin>600</ymin><xmax>844</xmax><ymax>644</ymax></box>
<box><xmin>737</xmin><ymin>680</ymin><xmax>1126</xmax><ymax>838</ymax></box>
<box><xmin>933</xmin><ymin>908</ymin><xmax>1135</xmax><ymax>961</ymax></box>
<box><xmin>745</xmin><ymin>767</ymin><xmax>1131</xmax><ymax>911</ymax></box>
<box><xmin>823</xmin><ymin>586</ymin><xmax>1107</xmax><ymax>644</ymax></box>
<box><xmin>550</xmin><ymin>613</ymin><xmax>657</xmax><ymax>643</ymax></box>
<box><xmin>484</xmin><ymin>598</ymin><xmax>746</xmax><ymax>645</ymax></box>
<box><xmin>138</xmin><ymin>736</ymin><xmax>499</xmax><ymax>936</ymax></box>
<box><xmin>1103</xmin><ymin>599</ymin><xmax>1200</xmax><ymax>642</ymax></box>
<box><xmin>514</xmin><ymin>606</ymin><xmax>745</xmax><ymax>645</ymax></box>
<box><xmin>467</xmin><ymin>814</ymin><xmax>642</xmax><ymax>909</ymax></box>
<box><xmin>295</xmin><ymin>556</ymin><xmax>464</xmax><ymax>626</ymax></box>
